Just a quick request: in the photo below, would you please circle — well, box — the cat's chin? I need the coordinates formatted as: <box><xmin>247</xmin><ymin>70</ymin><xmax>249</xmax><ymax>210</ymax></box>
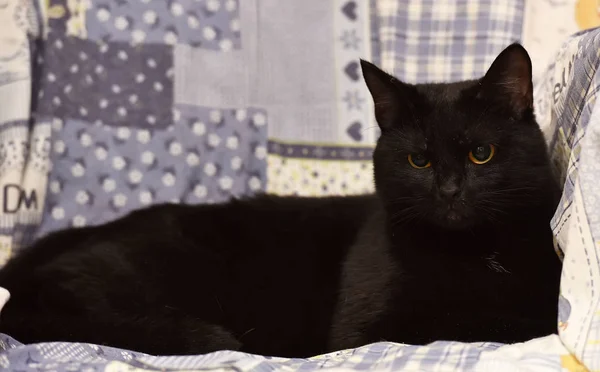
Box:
<box><xmin>433</xmin><ymin>210</ymin><xmax>474</xmax><ymax>230</ymax></box>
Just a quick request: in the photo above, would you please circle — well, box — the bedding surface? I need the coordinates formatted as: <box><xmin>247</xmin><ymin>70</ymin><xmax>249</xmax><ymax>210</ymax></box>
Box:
<box><xmin>0</xmin><ymin>334</ymin><xmax>574</xmax><ymax>372</ymax></box>
<box><xmin>0</xmin><ymin>1</ymin><xmax>599</xmax><ymax>371</ymax></box>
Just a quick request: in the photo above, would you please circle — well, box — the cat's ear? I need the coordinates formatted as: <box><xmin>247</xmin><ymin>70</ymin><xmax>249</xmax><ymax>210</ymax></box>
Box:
<box><xmin>478</xmin><ymin>43</ymin><xmax>533</xmax><ymax>117</ymax></box>
<box><xmin>361</xmin><ymin>59</ymin><xmax>407</xmax><ymax>129</ymax></box>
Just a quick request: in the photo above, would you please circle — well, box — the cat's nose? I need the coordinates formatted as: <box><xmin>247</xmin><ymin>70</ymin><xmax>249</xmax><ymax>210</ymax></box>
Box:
<box><xmin>439</xmin><ymin>183</ymin><xmax>460</xmax><ymax>200</ymax></box>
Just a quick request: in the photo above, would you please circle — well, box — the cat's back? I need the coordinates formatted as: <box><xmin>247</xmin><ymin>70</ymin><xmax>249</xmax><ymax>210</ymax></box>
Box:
<box><xmin>3</xmin><ymin>193</ymin><xmax>374</xmax><ymax>264</ymax></box>
<box><xmin>0</xmin><ymin>194</ymin><xmax>375</xmax><ymax>356</ymax></box>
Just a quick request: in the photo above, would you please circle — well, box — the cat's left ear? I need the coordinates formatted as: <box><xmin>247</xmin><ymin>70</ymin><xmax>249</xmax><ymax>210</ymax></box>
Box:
<box><xmin>478</xmin><ymin>43</ymin><xmax>533</xmax><ymax>117</ymax></box>
<box><xmin>361</xmin><ymin>59</ymin><xmax>409</xmax><ymax>129</ymax></box>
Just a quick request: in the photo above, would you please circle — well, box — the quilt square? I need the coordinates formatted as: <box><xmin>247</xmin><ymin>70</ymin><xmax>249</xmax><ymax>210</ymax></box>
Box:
<box><xmin>38</xmin><ymin>106</ymin><xmax>266</xmax><ymax>236</ymax></box>
<box><xmin>86</xmin><ymin>0</ymin><xmax>241</xmax><ymax>50</ymax></box>
<box><xmin>35</xmin><ymin>32</ymin><xmax>173</xmax><ymax>129</ymax></box>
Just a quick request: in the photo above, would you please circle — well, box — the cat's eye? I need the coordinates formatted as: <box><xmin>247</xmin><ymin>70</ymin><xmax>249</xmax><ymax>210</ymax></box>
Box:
<box><xmin>408</xmin><ymin>154</ymin><xmax>431</xmax><ymax>169</ymax></box>
<box><xmin>468</xmin><ymin>144</ymin><xmax>495</xmax><ymax>164</ymax></box>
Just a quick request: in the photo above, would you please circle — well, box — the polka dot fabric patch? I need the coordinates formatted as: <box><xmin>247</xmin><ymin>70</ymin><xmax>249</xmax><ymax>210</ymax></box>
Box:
<box><xmin>36</xmin><ymin>32</ymin><xmax>173</xmax><ymax>129</ymax></box>
<box><xmin>38</xmin><ymin>108</ymin><xmax>266</xmax><ymax>236</ymax></box>
<box><xmin>86</xmin><ymin>0</ymin><xmax>241</xmax><ymax>50</ymax></box>
<box><xmin>267</xmin><ymin>154</ymin><xmax>374</xmax><ymax>196</ymax></box>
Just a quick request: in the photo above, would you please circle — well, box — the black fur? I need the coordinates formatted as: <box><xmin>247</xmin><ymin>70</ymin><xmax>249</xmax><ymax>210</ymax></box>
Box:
<box><xmin>0</xmin><ymin>44</ymin><xmax>561</xmax><ymax>357</ymax></box>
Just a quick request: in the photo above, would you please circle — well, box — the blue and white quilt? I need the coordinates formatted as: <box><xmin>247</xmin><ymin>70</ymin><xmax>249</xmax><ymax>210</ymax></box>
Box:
<box><xmin>0</xmin><ymin>0</ymin><xmax>599</xmax><ymax>371</ymax></box>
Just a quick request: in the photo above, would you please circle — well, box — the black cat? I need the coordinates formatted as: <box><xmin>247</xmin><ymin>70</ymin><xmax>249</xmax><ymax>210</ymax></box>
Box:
<box><xmin>0</xmin><ymin>44</ymin><xmax>561</xmax><ymax>358</ymax></box>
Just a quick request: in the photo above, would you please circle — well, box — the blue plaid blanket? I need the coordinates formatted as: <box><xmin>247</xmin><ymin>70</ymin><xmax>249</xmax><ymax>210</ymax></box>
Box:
<box><xmin>0</xmin><ymin>0</ymin><xmax>599</xmax><ymax>371</ymax></box>
<box><xmin>0</xmin><ymin>334</ymin><xmax>573</xmax><ymax>371</ymax></box>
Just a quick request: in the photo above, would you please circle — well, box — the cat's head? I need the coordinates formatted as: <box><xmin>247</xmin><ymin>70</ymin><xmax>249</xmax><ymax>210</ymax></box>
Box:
<box><xmin>363</xmin><ymin>44</ymin><xmax>556</xmax><ymax>230</ymax></box>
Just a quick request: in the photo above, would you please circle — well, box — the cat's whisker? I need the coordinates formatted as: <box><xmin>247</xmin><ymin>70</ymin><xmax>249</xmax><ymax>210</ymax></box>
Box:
<box><xmin>482</xmin><ymin>186</ymin><xmax>538</xmax><ymax>194</ymax></box>
<box><xmin>476</xmin><ymin>200</ymin><xmax>511</xmax><ymax>212</ymax></box>
<box><xmin>388</xmin><ymin>197</ymin><xmax>424</xmax><ymax>205</ymax></box>
<box><xmin>361</xmin><ymin>125</ymin><xmax>380</xmax><ymax>133</ymax></box>
<box><xmin>473</xmin><ymin>104</ymin><xmax>493</xmax><ymax>129</ymax></box>
<box><xmin>374</xmin><ymin>100</ymin><xmax>392</xmax><ymax>107</ymax></box>
<box><xmin>474</xmin><ymin>205</ymin><xmax>506</xmax><ymax>225</ymax></box>
<box><xmin>478</xmin><ymin>188</ymin><xmax>541</xmax><ymax>201</ymax></box>
<box><xmin>388</xmin><ymin>205</ymin><xmax>422</xmax><ymax>226</ymax></box>
<box><xmin>389</xmin><ymin>211</ymin><xmax>419</xmax><ymax>223</ymax></box>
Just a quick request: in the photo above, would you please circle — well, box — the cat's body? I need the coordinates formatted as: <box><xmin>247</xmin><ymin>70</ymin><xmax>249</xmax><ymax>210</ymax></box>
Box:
<box><xmin>0</xmin><ymin>44</ymin><xmax>562</xmax><ymax>357</ymax></box>
<box><xmin>0</xmin><ymin>196</ymin><xmax>374</xmax><ymax>357</ymax></box>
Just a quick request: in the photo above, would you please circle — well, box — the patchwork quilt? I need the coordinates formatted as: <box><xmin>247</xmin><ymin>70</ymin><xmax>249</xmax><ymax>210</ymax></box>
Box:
<box><xmin>0</xmin><ymin>0</ymin><xmax>599</xmax><ymax>371</ymax></box>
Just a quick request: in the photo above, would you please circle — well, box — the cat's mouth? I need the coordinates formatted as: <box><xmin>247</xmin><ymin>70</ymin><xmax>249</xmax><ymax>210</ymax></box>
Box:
<box><xmin>446</xmin><ymin>210</ymin><xmax>461</xmax><ymax>221</ymax></box>
<box><xmin>435</xmin><ymin>204</ymin><xmax>473</xmax><ymax>229</ymax></box>
<box><xmin>444</xmin><ymin>210</ymin><xmax>467</xmax><ymax>227</ymax></box>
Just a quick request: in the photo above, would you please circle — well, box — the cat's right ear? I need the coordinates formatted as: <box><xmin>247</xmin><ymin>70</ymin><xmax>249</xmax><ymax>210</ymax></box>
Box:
<box><xmin>477</xmin><ymin>44</ymin><xmax>533</xmax><ymax>118</ymax></box>
<box><xmin>361</xmin><ymin>60</ymin><xmax>406</xmax><ymax>129</ymax></box>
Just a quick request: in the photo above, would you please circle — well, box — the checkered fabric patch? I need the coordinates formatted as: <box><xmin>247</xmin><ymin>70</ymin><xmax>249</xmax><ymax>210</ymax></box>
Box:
<box><xmin>375</xmin><ymin>0</ymin><xmax>524</xmax><ymax>84</ymax></box>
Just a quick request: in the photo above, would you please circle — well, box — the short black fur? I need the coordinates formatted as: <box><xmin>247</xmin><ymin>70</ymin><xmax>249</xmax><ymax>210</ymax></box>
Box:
<box><xmin>0</xmin><ymin>44</ymin><xmax>561</xmax><ymax>357</ymax></box>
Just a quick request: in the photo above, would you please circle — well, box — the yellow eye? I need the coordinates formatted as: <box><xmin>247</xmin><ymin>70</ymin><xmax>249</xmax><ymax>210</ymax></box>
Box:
<box><xmin>408</xmin><ymin>153</ymin><xmax>431</xmax><ymax>169</ymax></box>
<box><xmin>469</xmin><ymin>144</ymin><xmax>495</xmax><ymax>164</ymax></box>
